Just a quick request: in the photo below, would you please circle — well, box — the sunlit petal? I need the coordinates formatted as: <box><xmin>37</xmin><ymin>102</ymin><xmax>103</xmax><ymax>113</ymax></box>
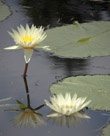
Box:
<box><xmin>4</xmin><ymin>45</ymin><xmax>22</xmax><ymax>50</ymax></box>
<box><xmin>35</xmin><ymin>45</ymin><xmax>51</xmax><ymax>50</ymax></box>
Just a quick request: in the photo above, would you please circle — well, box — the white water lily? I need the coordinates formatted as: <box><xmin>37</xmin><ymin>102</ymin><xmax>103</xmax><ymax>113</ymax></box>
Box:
<box><xmin>4</xmin><ymin>24</ymin><xmax>50</xmax><ymax>63</ymax></box>
<box><xmin>44</xmin><ymin>93</ymin><xmax>91</xmax><ymax>116</ymax></box>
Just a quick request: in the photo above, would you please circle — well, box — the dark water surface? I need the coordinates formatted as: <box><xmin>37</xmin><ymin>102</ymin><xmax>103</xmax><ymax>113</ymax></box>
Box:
<box><xmin>0</xmin><ymin>0</ymin><xmax>110</xmax><ymax>135</ymax></box>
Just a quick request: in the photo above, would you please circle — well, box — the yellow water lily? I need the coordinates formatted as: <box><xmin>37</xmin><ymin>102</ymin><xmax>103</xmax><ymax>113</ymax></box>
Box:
<box><xmin>44</xmin><ymin>93</ymin><xmax>91</xmax><ymax>116</ymax></box>
<box><xmin>4</xmin><ymin>24</ymin><xmax>50</xmax><ymax>63</ymax></box>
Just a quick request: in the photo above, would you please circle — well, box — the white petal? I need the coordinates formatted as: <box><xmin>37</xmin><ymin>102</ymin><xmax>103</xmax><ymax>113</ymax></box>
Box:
<box><xmin>44</xmin><ymin>100</ymin><xmax>55</xmax><ymax>110</ymax></box>
<box><xmin>72</xmin><ymin>93</ymin><xmax>77</xmax><ymax>102</ymax></box>
<box><xmin>8</xmin><ymin>31</ymin><xmax>21</xmax><ymax>44</ymax></box>
<box><xmin>40</xmin><ymin>46</ymin><xmax>51</xmax><ymax>50</ymax></box>
<box><xmin>20</xmin><ymin>25</ymin><xmax>25</xmax><ymax>33</ymax></box>
<box><xmin>47</xmin><ymin>112</ymin><xmax>62</xmax><ymax>117</ymax></box>
<box><xmin>4</xmin><ymin>45</ymin><xmax>22</xmax><ymax>50</ymax></box>
<box><xmin>17</xmin><ymin>26</ymin><xmax>22</xmax><ymax>33</ymax></box>
<box><xmin>8</xmin><ymin>31</ymin><xmax>15</xmax><ymax>39</ymax></box>
<box><xmin>26</xmin><ymin>24</ymin><xmax>30</xmax><ymax>36</ymax></box>
<box><xmin>80</xmin><ymin>100</ymin><xmax>91</xmax><ymax>110</ymax></box>
<box><xmin>74</xmin><ymin>112</ymin><xmax>91</xmax><ymax>119</ymax></box>
<box><xmin>24</xmin><ymin>49</ymin><xmax>33</xmax><ymax>63</ymax></box>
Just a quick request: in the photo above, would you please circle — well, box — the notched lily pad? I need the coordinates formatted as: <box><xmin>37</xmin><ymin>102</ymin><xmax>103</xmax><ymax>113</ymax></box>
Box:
<box><xmin>0</xmin><ymin>1</ymin><xmax>11</xmax><ymax>21</ymax></box>
<box><xmin>50</xmin><ymin>75</ymin><xmax>110</xmax><ymax>110</ymax></box>
<box><xmin>40</xmin><ymin>21</ymin><xmax>110</xmax><ymax>58</ymax></box>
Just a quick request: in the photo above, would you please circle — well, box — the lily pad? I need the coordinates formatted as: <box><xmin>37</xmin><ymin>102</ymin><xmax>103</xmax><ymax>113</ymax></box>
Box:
<box><xmin>0</xmin><ymin>1</ymin><xmax>11</xmax><ymax>22</ymax></box>
<box><xmin>100</xmin><ymin>125</ymin><xmax>110</xmax><ymax>136</ymax></box>
<box><xmin>50</xmin><ymin>75</ymin><xmax>110</xmax><ymax>110</ymax></box>
<box><xmin>40</xmin><ymin>21</ymin><xmax>110</xmax><ymax>58</ymax></box>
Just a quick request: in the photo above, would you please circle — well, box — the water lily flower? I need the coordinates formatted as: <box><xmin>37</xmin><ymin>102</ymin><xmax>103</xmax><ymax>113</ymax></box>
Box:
<box><xmin>4</xmin><ymin>24</ymin><xmax>50</xmax><ymax>63</ymax></box>
<box><xmin>44</xmin><ymin>93</ymin><xmax>91</xmax><ymax>116</ymax></box>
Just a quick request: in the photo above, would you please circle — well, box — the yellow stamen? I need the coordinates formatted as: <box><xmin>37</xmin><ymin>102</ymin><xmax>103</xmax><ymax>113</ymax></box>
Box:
<box><xmin>60</xmin><ymin>104</ymin><xmax>74</xmax><ymax>108</ymax></box>
<box><xmin>66</xmin><ymin>104</ymin><xmax>68</xmax><ymax>108</ymax></box>
<box><xmin>71</xmin><ymin>105</ymin><xmax>74</xmax><ymax>108</ymax></box>
<box><xmin>66</xmin><ymin>104</ymin><xmax>74</xmax><ymax>108</ymax></box>
<box><xmin>21</xmin><ymin>36</ymin><xmax>34</xmax><ymax>43</ymax></box>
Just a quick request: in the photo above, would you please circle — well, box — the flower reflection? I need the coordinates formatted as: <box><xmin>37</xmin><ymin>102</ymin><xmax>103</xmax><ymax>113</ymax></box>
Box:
<box><xmin>11</xmin><ymin>108</ymin><xmax>45</xmax><ymax>128</ymax></box>
<box><xmin>0</xmin><ymin>97</ymin><xmax>16</xmax><ymax>108</ymax></box>
<box><xmin>46</xmin><ymin>110</ymin><xmax>90</xmax><ymax>128</ymax></box>
<box><xmin>5</xmin><ymin>77</ymin><xmax>45</xmax><ymax>128</ymax></box>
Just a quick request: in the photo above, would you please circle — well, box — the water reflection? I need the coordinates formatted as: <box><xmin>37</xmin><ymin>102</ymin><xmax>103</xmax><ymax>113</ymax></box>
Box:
<box><xmin>21</xmin><ymin>0</ymin><xmax>110</xmax><ymax>27</ymax></box>
<box><xmin>11</xmin><ymin>107</ymin><xmax>45</xmax><ymax>128</ymax></box>
<box><xmin>0</xmin><ymin>97</ymin><xmax>15</xmax><ymax>108</ymax></box>
<box><xmin>1</xmin><ymin>77</ymin><xmax>91</xmax><ymax>128</ymax></box>
<box><xmin>47</xmin><ymin>110</ymin><xmax>90</xmax><ymax>128</ymax></box>
<box><xmin>46</xmin><ymin>55</ymin><xmax>89</xmax><ymax>77</ymax></box>
<box><xmin>5</xmin><ymin>77</ymin><xmax>46</xmax><ymax>128</ymax></box>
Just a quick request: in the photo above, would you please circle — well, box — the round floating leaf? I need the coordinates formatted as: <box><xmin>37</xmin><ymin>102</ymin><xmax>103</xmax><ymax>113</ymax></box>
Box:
<box><xmin>0</xmin><ymin>1</ymin><xmax>11</xmax><ymax>22</ymax></box>
<box><xmin>40</xmin><ymin>21</ymin><xmax>110</xmax><ymax>58</ymax></box>
<box><xmin>50</xmin><ymin>75</ymin><xmax>110</xmax><ymax>110</ymax></box>
<box><xmin>101</xmin><ymin>125</ymin><xmax>110</xmax><ymax>136</ymax></box>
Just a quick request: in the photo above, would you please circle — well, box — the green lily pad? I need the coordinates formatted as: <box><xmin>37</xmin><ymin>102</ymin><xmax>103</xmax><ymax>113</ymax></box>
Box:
<box><xmin>40</xmin><ymin>21</ymin><xmax>110</xmax><ymax>58</ymax></box>
<box><xmin>50</xmin><ymin>75</ymin><xmax>110</xmax><ymax>110</ymax></box>
<box><xmin>0</xmin><ymin>1</ymin><xmax>11</xmax><ymax>22</ymax></box>
<box><xmin>100</xmin><ymin>125</ymin><xmax>110</xmax><ymax>136</ymax></box>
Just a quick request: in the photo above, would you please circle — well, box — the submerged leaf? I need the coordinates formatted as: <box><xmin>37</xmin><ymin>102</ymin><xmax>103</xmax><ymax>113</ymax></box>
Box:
<box><xmin>50</xmin><ymin>75</ymin><xmax>110</xmax><ymax>110</ymax></box>
<box><xmin>40</xmin><ymin>21</ymin><xmax>110</xmax><ymax>58</ymax></box>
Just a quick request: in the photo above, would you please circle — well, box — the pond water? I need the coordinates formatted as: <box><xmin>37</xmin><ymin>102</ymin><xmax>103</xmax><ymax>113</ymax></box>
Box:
<box><xmin>0</xmin><ymin>0</ymin><xmax>110</xmax><ymax>136</ymax></box>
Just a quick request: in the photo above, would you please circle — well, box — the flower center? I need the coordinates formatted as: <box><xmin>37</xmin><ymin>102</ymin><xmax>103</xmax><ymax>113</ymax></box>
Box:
<box><xmin>23</xmin><ymin>46</ymin><xmax>33</xmax><ymax>49</ymax></box>
<box><xmin>21</xmin><ymin>36</ymin><xmax>34</xmax><ymax>43</ymax></box>
<box><xmin>61</xmin><ymin>104</ymin><xmax>74</xmax><ymax>108</ymax></box>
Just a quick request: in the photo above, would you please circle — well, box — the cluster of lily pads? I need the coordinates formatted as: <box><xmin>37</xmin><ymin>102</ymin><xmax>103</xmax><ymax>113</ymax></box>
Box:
<box><xmin>3</xmin><ymin>22</ymin><xmax>110</xmax><ymax>130</ymax></box>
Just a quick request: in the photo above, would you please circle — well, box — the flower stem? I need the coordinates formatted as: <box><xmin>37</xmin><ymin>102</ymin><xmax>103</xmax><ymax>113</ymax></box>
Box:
<box><xmin>23</xmin><ymin>76</ymin><xmax>30</xmax><ymax>107</ymax></box>
<box><xmin>23</xmin><ymin>63</ymin><xmax>28</xmax><ymax>76</ymax></box>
